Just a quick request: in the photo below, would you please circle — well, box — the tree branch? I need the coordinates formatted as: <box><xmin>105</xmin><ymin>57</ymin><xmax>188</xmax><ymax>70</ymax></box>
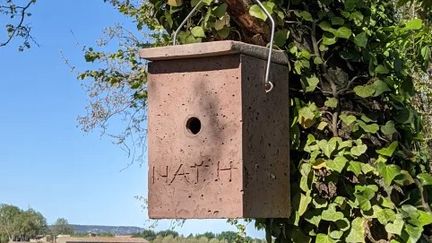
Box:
<box><xmin>0</xmin><ymin>0</ymin><xmax>35</xmax><ymax>48</ymax></box>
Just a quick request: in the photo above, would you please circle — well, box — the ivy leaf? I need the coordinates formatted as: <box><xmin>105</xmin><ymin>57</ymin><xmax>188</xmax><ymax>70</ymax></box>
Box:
<box><xmin>316</xmin><ymin>234</ymin><xmax>336</xmax><ymax>243</ymax></box>
<box><xmin>304</xmin><ymin>210</ymin><xmax>321</xmax><ymax>227</ymax></box>
<box><xmin>325</xmin><ymin>97</ymin><xmax>338</xmax><ymax>108</ymax></box>
<box><xmin>355</xmin><ymin>185</ymin><xmax>378</xmax><ymax>211</ymax></box>
<box><xmin>376</xmin><ymin>141</ymin><xmax>398</xmax><ymax>157</ymax></box>
<box><xmin>322</xmin><ymin>205</ymin><xmax>345</xmax><ymax>222</ymax></box>
<box><xmin>331</xmin><ymin>17</ymin><xmax>345</xmax><ymax>26</ymax></box>
<box><xmin>381</xmin><ymin>121</ymin><xmax>396</xmax><ymax>136</ymax></box>
<box><xmin>298</xmin><ymin>102</ymin><xmax>320</xmax><ymax>128</ymax></box>
<box><xmin>319</xmin><ymin>138</ymin><xmax>338</xmax><ymax>158</ymax></box>
<box><xmin>296</xmin><ymin>10</ymin><xmax>313</xmax><ymax>22</ymax></box>
<box><xmin>319</xmin><ymin>21</ymin><xmax>334</xmax><ymax>32</ymax></box>
<box><xmin>376</xmin><ymin>208</ymin><xmax>396</xmax><ymax>225</ymax></box>
<box><xmin>340</xmin><ymin>114</ymin><xmax>357</xmax><ymax>126</ymax></box>
<box><xmin>249</xmin><ymin>4</ymin><xmax>267</xmax><ymax>21</ymax></box>
<box><xmin>377</xmin><ymin>162</ymin><xmax>401</xmax><ymax>187</ymax></box>
<box><xmin>329</xmin><ymin>230</ymin><xmax>344</xmax><ymax>240</ymax></box>
<box><xmin>312</xmin><ymin>159</ymin><xmax>327</xmax><ymax>170</ymax></box>
<box><xmin>351</xmin><ymin>144</ymin><xmax>367</xmax><ymax>156</ymax></box>
<box><xmin>317</xmin><ymin>121</ymin><xmax>328</xmax><ymax>130</ymax></box>
<box><xmin>357</xmin><ymin>121</ymin><xmax>379</xmax><ymax>134</ymax></box>
<box><xmin>322</xmin><ymin>34</ymin><xmax>337</xmax><ymax>45</ymax></box>
<box><xmin>191</xmin><ymin>26</ymin><xmax>206</xmax><ymax>38</ymax></box>
<box><xmin>385</xmin><ymin>218</ymin><xmax>404</xmax><ymax>236</ymax></box>
<box><xmin>353</xmin><ymin>85</ymin><xmax>375</xmax><ymax>98</ymax></box>
<box><xmin>298</xmin><ymin>193</ymin><xmax>312</xmax><ymax>216</ymax></box>
<box><xmin>394</xmin><ymin>170</ymin><xmax>414</xmax><ymax>186</ymax></box>
<box><xmin>411</xmin><ymin>210</ymin><xmax>432</xmax><ymax>227</ymax></box>
<box><xmin>167</xmin><ymin>0</ymin><xmax>183</xmax><ymax>6</ymax></box>
<box><xmin>361</xmin><ymin>163</ymin><xmax>376</xmax><ymax>174</ymax></box>
<box><xmin>217</xmin><ymin>27</ymin><xmax>230</xmax><ymax>39</ymax></box>
<box><xmin>354</xmin><ymin>32</ymin><xmax>368</xmax><ymax>48</ymax></box>
<box><xmin>404</xmin><ymin>19</ymin><xmax>423</xmax><ymax>30</ymax></box>
<box><xmin>417</xmin><ymin>173</ymin><xmax>432</xmax><ymax>186</ymax></box>
<box><xmin>213</xmin><ymin>3</ymin><xmax>227</xmax><ymax>18</ymax></box>
<box><xmin>274</xmin><ymin>29</ymin><xmax>289</xmax><ymax>47</ymax></box>
<box><xmin>346</xmin><ymin>217</ymin><xmax>365</xmax><ymax>242</ymax></box>
<box><xmin>305</xmin><ymin>76</ymin><xmax>319</xmax><ymax>92</ymax></box>
<box><xmin>372</xmin><ymin>80</ymin><xmax>390</xmax><ymax>96</ymax></box>
<box><xmin>327</xmin><ymin>156</ymin><xmax>348</xmax><ymax>173</ymax></box>
<box><xmin>421</xmin><ymin>46</ymin><xmax>430</xmax><ymax>61</ymax></box>
<box><xmin>375</xmin><ymin>65</ymin><xmax>389</xmax><ymax>74</ymax></box>
<box><xmin>335</xmin><ymin>26</ymin><xmax>352</xmax><ymax>39</ymax></box>
<box><xmin>402</xmin><ymin>224</ymin><xmax>423</xmax><ymax>243</ymax></box>
<box><xmin>347</xmin><ymin>161</ymin><xmax>362</xmax><ymax>176</ymax></box>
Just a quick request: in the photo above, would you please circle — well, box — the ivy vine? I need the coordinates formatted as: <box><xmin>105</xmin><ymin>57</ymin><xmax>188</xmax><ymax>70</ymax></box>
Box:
<box><xmin>80</xmin><ymin>0</ymin><xmax>432</xmax><ymax>242</ymax></box>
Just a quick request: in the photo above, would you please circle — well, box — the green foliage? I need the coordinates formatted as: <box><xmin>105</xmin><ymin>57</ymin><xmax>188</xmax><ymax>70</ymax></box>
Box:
<box><xmin>80</xmin><ymin>0</ymin><xmax>432</xmax><ymax>242</ymax></box>
<box><xmin>133</xmin><ymin>230</ymin><xmax>262</xmax><ymax>243</ymax></box>
<box><xmin>50</xmin><ymin>218</ymin><xmax>74</xmax><ymax>236</ymax></box>
<box><xmin>0</xmin><ymin>0</ymin><xmax>37</xmax><ymax>51</ymax></box>
<box><xmin>0</xmin><ymin>204</ymin><xmax>48</xmax><ymax>243</ymax></box>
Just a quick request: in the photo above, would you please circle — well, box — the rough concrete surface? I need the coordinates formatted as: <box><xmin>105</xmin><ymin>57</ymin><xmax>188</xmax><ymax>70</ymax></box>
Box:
<box><xmin>142</xmin><ymin>41</ymin><xmax>290</xmax><ymax>219</ymax></box>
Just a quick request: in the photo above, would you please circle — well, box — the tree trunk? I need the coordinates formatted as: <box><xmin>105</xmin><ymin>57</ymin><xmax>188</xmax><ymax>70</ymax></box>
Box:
<box><xmin>221</xmin><ymin>0</ymin><xmax>270</xmax><ymax>46</ymax></box>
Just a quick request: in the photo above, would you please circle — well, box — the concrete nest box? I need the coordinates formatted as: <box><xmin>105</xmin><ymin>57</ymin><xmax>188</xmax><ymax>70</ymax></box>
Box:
<box><xmin>140</xmin><ymin>40</ymin><xmax>291</xmax><ymax>219</ymax></box>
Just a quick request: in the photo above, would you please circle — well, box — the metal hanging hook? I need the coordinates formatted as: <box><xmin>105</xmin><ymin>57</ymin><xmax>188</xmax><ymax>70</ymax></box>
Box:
<box><xmin>253</xmin><ymin>0</ymin><xmax>275</xmax><ymax>93</ymax></box>
<box><xmin>172</xmin><ymin>0</ymin><xmax>275</xmax><ymax>93</ymax></box>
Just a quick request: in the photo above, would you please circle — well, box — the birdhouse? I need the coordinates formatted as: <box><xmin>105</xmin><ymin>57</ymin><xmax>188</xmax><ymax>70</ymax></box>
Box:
<box><xmin>140</xmin><ymin>40</ymin><xmax>290</xmax><ymax>219</ymax></box>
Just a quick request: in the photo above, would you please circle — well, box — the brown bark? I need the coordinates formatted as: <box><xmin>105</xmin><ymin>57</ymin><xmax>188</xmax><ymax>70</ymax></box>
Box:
<box><xmin>222</xmin><ymin>0</ymin><xmax>270</xmax><ymax>46</ymax></box>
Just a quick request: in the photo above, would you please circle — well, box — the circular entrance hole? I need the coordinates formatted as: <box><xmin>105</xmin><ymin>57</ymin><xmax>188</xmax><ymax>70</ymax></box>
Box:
<box><xmin>186</xmin><ymin>117</ymin><xmax>201</xmax><ymax>135</ymax></box>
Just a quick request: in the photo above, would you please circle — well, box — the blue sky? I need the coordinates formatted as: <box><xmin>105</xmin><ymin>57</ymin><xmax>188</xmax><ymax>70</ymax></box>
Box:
<box><xmin>0</xmin><ymin>0</ymin><xmax>262</xmax><ymax>238</ymax></box>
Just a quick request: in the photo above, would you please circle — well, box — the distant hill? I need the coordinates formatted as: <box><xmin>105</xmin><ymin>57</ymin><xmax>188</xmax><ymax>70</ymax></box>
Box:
<box><xmin>69</xmin><ymin>225</ymin><xmax>144</xmax><ymax>235</ymax></box>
